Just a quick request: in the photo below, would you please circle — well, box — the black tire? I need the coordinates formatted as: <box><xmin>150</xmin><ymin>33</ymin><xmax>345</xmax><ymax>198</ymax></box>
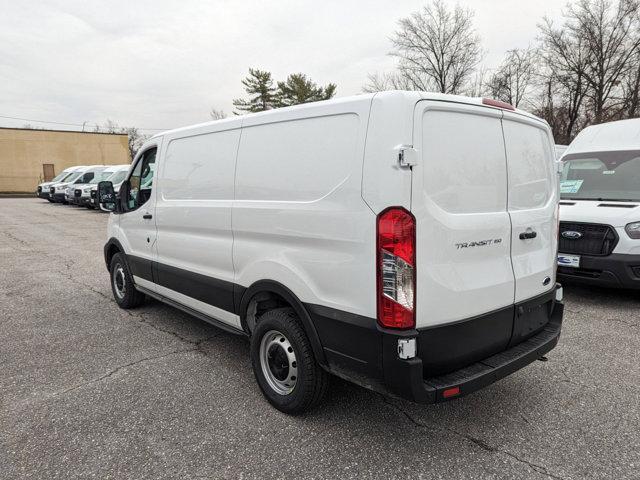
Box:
<box><xmin>46</xmin><ymin>198</ymin><xmax>54</xmax><ymax>203</ymax></box>
<box><xmin>109</xmin><ymin>252</ymin><xmax>145</xmax><ymax>309</ymax></box>
<box><xmin>250</xmin><ymin>308</ymin><xmax>329</xmax><ymax>414</ymax></box>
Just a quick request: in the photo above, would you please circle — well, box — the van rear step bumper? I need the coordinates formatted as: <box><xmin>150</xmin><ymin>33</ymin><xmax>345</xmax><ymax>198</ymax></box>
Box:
<box><xmin>383</xmin><ymin>302</ymin><xmax>563</xmax><ymax>404</ymax></box>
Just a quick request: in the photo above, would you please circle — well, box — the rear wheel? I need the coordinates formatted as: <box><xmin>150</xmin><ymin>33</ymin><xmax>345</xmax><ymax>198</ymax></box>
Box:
<box><xmin>250</xmin><ymin>308</ymin><xmax>328</xmax><ymax>414</ymax></box>
<box><xmin>109</xmin><ymin>252</ymin><xmax>145</xmax><ymax>309</ymax></box>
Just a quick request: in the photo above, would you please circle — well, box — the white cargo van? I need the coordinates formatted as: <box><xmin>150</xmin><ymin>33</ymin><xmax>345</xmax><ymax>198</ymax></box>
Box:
<box><xmin>36</xmin><ymin>166</ymin><xmax>86</xmax><ymax>201</ymax></box>
<box><xmin>73</xmin><ymin>164</ymin><xmax>129</xmax><ymax>208</ymax></box>
<box><xmin>558</xmin><ymin>119</ymin><xmax>640</xmax><ymax>288</ymax></box>
<box><xmin>65</xmin><ymin>166</ymin><xmax>108</xmax><ymax>205</ymax></box>
<box><xmin>98</xmin><ymin>92</ymin><xmax>563</xmax><ymax>413</ymax></box>
<box><xmin>49</xmin><ymin>166</ymin><xmax>102</xmax><ymax>203</ymax></box>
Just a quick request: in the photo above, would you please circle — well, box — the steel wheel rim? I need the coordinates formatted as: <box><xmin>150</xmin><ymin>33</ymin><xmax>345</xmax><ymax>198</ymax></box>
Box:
<box><xmin>113</xmin><ymin>265</ymin><xmax>126</xmax><ymax>300</ymax></box>
<box><xmin>259</xmin><ymin>330</ymin><xmax>298</xmax><ymax>395</ymax></box>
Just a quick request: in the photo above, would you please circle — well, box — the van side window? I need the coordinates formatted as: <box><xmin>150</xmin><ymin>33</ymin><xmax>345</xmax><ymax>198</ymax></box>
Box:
<box><xmin>127</xmin><ymin>147</ymin><xmax>157</xmax><ymax>211</ymax></box>
<box><xmin>77</xmin><ymin>172</ymin><xmax>94</xmax><ymax>183</ymax></box>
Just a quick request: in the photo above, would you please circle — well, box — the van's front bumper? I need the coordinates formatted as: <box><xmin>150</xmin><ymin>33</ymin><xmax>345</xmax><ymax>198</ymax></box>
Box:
<box><xmin>50</xmin><ymin>193</ymin><xmax>67</xmax><ymax>202</ymax></box>
<box><xmin>558</xmin><ymin>253</ymin><xmax>640</xmax><ymax>289</ymax></box>
<box><xmin>310</xmin><ymin>285</ymin><xmax>563</xmax><ymax>404</ymax></box>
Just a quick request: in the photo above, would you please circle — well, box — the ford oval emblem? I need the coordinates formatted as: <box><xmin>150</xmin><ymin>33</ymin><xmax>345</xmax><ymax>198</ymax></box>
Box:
<box><xmin>562</xmin><ymin>230</ymin><xmax>582</xmax><ymax>239</ymax></box>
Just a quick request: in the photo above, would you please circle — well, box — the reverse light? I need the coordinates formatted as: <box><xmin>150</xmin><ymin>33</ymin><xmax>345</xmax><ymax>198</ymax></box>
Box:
<box><xmin>377</xmin><ymin>207</ymin><xmax>416</xmax><ymax>329</ymax></box>
<box><xmin>625</xmin><ymin>222</ymin><xmax>640</xmax><ymax>239</ymax></box>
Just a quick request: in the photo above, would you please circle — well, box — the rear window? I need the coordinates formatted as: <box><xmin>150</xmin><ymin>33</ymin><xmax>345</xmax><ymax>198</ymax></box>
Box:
<box><xmin>561</xmin><ymin>150</ymin><xmax>640</xmax><ymax>201</ymax></box>
<box><xmin>421</xmin><ymin>110</ymin><xmax>507</xmax><ymax>214</ymax></box>
<box><xmin>502</xmin><ymin>120</ymin><xmax>554</xmax><ymax>210</ymax></box>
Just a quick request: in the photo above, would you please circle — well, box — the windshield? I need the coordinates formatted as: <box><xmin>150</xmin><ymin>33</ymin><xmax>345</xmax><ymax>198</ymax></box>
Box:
<box><xmin>89</xmin><ymin>170</ymin><xmax>116</xmax><ymax>184</ymax></box>
<box><xmin>107</xmin><ymin>170</ymin><xmax>127</xmax><ymax>185</ymax></box>
<box><xmin>561</xmin><ymin>150</ymin><xmax>640</xmax><ymax>201</ymax></box>
<box><xmin>51</xmin><ymin>171</ymin><xmax>72</xmax><ymax>182</ymax></box>
<box><xmin>61</xmin><ymin>172</ymin><xmax>82</xmax><ymax>184</ymax></box>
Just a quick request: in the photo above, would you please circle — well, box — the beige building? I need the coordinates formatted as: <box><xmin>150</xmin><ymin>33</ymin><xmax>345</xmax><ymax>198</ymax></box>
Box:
<box><xmin>0</xmin><ymin>127</ymin><xmax>130</xmax><ymax>193</ymax></box>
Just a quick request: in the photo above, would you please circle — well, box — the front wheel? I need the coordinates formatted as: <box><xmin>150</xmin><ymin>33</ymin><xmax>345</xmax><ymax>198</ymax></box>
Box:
<box><xmin>109</xmin><ymin>252</ymin><xmax>145</xmax><ymax>309</ymax></box>
<box><xmin>250</xmin><ymin>308</ymin><xmax>328</xmax><ymax>414</ymax></box>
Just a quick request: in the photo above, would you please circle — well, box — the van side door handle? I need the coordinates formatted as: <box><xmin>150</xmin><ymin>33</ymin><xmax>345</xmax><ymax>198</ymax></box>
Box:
<box><xmin>519</xmin><ymin>231</ymin><xmax>537</xmax><ymax>240</ymax></box>
<box><xmin>142</xmin><ymin>213</ymin><xmax>153</xmax><ymax>220</ymax></box>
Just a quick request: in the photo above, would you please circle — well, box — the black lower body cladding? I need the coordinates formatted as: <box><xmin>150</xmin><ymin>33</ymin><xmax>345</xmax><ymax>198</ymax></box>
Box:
<box><xmin>103</xmin><ymin>238</ymin><xmax>563</xmax><ymax>404</ymax></box>
<box><xmin>558</xmin><ymin>253</ymin><xmax>640</xmax><ymax>289</ymax></box>
<box><xmin>309</xmin><ymin>286</ymin><xmax>563</xmax><ymax>403</ymax></box>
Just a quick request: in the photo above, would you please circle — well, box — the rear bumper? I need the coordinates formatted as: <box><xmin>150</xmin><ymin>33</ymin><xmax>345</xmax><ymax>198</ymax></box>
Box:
<box><xmin>310</xmin><ymin>285</ymin><xmax>563</xmax><ymax>404</ymax></box>
<box><xmin>383</xmin><ymin>303</ymin><xmax>562</xmax><ymax>403</ymax></box>
<box><xmin>558</xmin><ymin>253</ymin><xmax>640</xmax><ymax>289</ymax></box>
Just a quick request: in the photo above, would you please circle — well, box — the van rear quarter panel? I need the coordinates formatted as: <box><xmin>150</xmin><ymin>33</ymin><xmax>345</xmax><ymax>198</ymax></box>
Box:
<box><xmin>233</xmin><ymin>98</ymin><xmax>376</xmax><ymax>318</ymax></box>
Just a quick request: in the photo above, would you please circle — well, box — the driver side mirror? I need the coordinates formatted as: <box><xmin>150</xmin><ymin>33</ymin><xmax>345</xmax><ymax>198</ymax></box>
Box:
<box><xmin>98</xmin><ymin>181</ymin><xmax>116</xmax><ymax>212</ymax></box>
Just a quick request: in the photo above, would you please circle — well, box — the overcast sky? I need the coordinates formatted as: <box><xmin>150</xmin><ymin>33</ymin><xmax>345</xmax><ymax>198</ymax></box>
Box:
<box><xmin>0</xmin><ymin>0</ymin><xmax>565</xmax><ymax>133</ymax></box>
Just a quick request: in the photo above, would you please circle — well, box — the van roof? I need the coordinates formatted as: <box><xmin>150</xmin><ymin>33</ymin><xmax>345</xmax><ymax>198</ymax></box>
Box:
<box><xmin>151</xmin><ymin>91</ymin><xmax>545</xmax><ymax>140</ymax></box>
<box><xmin>103</xmin><ymin>164</ymin><xmax>129</xmax><ymax>172</ymax></box>
<box><xmin>566</xmin><ymin>118</ymin><xmax>640</xmax><ymax>155</ymax></box>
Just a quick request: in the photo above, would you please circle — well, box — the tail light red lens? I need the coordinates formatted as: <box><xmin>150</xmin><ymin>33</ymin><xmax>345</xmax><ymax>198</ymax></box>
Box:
<box><xmin>377</xmin><ymin>207</ymin><xmax>416</xmax><ymax>329</ymax></box>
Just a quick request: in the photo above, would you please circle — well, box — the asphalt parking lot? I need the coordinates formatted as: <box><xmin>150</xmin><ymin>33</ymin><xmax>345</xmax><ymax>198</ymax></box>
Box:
<box><xmin>1</xmin><ymin>198</ymin><xmax>639</xmax><ymax>479</ymax></box>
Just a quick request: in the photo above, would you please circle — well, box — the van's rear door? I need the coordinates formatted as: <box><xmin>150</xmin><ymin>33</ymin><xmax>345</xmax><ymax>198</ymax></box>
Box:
<box><xmin>501</xmin><ymin>112</ymin><xmax>558</xmax><ymax>303</ymax></box>
<box><xmin>411</xmin><ymin>101</ymin><xmax>516</xmax><ymax>330</ymax></box>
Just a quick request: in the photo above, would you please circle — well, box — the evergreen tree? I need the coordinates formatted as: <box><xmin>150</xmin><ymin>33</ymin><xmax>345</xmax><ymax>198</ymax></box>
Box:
<box><xmin>276</xmin><ymin>73</ymin><xmax>337</xmax><ymax>107</ymax></box>
<box><xmin>232</xmin><ymin>68</ymin><xmax>277</xmax><ymax>113</ymax></box>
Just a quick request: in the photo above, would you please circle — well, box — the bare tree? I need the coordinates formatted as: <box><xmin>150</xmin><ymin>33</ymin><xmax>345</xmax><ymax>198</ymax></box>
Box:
<box><xmin>209</xmin><ymin>108</ymin><xmax>227</xmax><ymax>120</ymax></box>
<box><xmin>621</xmin><ymin>49</ymin><xmax>640</xmax><ymax>117</ymax></box>
<box><xmin>550</xmin><ymin>0</ymin><xmax>640</xmax><ymax>123</ymax></box>
<box><xmin>362</xmin><ymin>71</ymin><xmax>414</xmax><ymax>92</ymax></box>
<box><xmin>102</xmin><ymin>119</ymin><xmax>120</xmax><ymax>134</ymax></box>
<box><xmin>122</xmin><ymin>127</ymin><xmax>149</xmax><ymax>160</ymax></box>
<box><xmin>464</xmin><ymin>66</ymin><xmax>490</xmax><ymax>97</ymax></box>
<box><xmin>390</xmin><ymin>0</ymin><xmax>483</xmax><ymax>94</ymax></box>
<box><xmin>538</xmin><ymin>12</ymin><xmax>592</xmax><ymax>142</ymax></box>
<box><xmin>486</xmin><ymin>48</ymin><xmax>537</xmax><ymax>107</ymax></box>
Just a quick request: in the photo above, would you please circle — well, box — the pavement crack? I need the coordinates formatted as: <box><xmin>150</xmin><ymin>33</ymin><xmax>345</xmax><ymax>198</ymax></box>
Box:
<box><xmin>604</xmin><ymin>317</ymin><xmax>638</xmax><ymax>328</ymax></box>
<box><xmin>124</xmin><ymin>309</ymin><xmax>224</xmax><ymax>349</ymax></box>
<box><xmin>378</xmin><ymin>394</ymin><xmax>567</xmax><ymax>480</ymax></box>
<box><xmin>2</xmin><ymin>230</ymin><xmax>31</xmax><ymax>248</ymax></box>
<box><xmin>51</xmin><ymin>348</ymin><xmax>197</xmax><ymax>398</ymax></box>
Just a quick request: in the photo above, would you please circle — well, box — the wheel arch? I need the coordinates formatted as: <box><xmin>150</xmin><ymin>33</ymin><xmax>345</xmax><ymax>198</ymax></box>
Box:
<box><xmin>238</xmin><ymin>280</ymin><xmax>328</xmax><ymax>368</ymax></box>
<box><xmin>104</xmin><ymin>237</ymin><xmax>125</xmax><ymax>272</ymax></box>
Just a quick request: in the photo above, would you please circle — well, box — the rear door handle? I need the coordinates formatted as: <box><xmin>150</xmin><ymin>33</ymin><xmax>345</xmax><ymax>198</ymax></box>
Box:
<box><xmin>519</xmin><ymin>231</ymin><xmax>537</xmax><ymax>240</ymax></box>
<box><xmin>142</xmin><ymin>213</ymin><xmax>153</xmax><ymax>220</ymax></box>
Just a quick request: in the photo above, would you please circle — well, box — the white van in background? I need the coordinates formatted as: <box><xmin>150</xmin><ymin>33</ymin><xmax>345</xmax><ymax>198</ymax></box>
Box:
<box><xmin>49</xmin><ymin>166</ymin><xmax>102</xmax><ymax>203</ymax></box>
<box><xmin>89</xmin><ymin>166</ymin><xmax>130</xmax><ymax>209</ymax></box>
<box><xmin>36</xmin><ymin>166</ymin><xmax>86</xmax><ymax>202</ymax></box>
<box><xmin>558</xmin><ymin>119</ymin><xmax>640</xmax><ymax>289</ymax></box>
<box><xmin>72</xmin><ymin>164</ymin><xmax>129</xmax><ymax>208</ymax></box>
<box><xmin>65</xmin><ymin>166</ymin><xmax>108</xmax><ymax>205</ymax></box>
<box><xmin>98</xmin><ymin>91</ymin><xmax>563</xmax><ymax>413</ymax></box>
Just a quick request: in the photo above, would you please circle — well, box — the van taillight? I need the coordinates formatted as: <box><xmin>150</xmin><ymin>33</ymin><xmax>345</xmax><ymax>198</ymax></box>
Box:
<box><xmin>377</xmin><ymin>207</ymin><xmax>416</xmax><ymax>329</ymax></box>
